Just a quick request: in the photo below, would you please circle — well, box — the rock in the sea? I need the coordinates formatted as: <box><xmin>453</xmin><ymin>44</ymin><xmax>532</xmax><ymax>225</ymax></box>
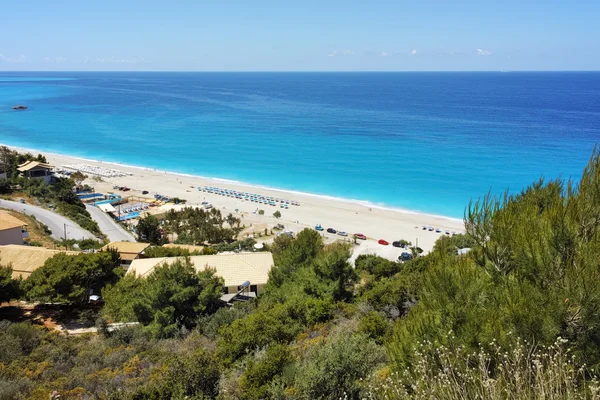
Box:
<box><xmin>12</xmin><ymin>105</ymin><xmax>28</xmax><ymax>110</ymax></box>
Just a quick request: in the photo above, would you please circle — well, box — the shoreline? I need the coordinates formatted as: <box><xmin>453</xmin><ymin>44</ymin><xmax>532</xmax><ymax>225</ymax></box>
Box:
<box><xmin>1</xmin><ymin>142</ymin><xmax>464</xmax><ymax>223</ymax></box>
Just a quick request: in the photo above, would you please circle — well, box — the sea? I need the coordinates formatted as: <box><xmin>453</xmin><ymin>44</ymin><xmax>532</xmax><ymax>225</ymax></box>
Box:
<box><xmin>1</xmin><ymin>71</ymin><xmax>599</xmax><ymax>219</ymax></box>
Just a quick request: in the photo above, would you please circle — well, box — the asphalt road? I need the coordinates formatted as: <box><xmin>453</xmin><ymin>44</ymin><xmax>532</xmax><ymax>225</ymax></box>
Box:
<box><xmin>85</xmin><ymin>204</ymin><xmax>136</xmax><ymax>242</ymax></box>
<box><xmin>0</xmin><ymin>199</ymin><xmax>96</xmax><ymax>241</ymax></box>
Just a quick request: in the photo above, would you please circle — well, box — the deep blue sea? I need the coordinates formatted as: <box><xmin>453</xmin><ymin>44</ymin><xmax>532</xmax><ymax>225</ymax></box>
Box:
<box><xmin>1</xmin><ymin>72</ymin><xmax>599</xmax><ymax>218</ymax></box>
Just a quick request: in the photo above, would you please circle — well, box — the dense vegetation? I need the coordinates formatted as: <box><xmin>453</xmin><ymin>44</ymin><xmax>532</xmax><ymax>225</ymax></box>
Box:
<box><xmin>136</xmin><ymin>207</ymin><xmax>242</xmax><ymax>245</ymax></box>
<box><xmin>2</xmin><ymin>149</ymin><xmax>600</xmax><ymax>398</ymax></box>
<box><xmin>0</xmin><ymin>146</ymin><xmax>103</xmax><ymax>238</ymax></box>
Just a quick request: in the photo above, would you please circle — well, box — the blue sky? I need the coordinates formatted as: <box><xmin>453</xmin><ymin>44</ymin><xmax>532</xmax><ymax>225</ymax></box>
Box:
<box><xmin>1</xmin><ymin>0</ymin><xmax>598</xmax><ymax>71</ymax></box>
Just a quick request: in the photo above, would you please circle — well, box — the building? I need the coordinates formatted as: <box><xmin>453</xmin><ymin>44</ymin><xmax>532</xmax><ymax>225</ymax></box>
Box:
<box><xmin>0</xmin><ymin>211</ymin><xmax>28</xmax><ymax>245</ymax></box>
<box><xmin>127</xmin><ymin>252</ymin><xmax>274</xmax><ymax>298</ymax></box>
<box><xmin>17</xmin><ymin>161</ymin><xmax>54</xmax><ymax>184</ymax></box>
<box><xmin>162</xmin><ymin>243</ymin><xmax>205</xmax><ymax>253</ymax></box>
<box><xmin>101</xmin><ymin>241</ymin><xmax>151</xmax><ymax>268</ymax></box>
<box><xmin>0</xmin><ymin>245</ymin><xmax>79</xmax><ymax>279</ymax></box>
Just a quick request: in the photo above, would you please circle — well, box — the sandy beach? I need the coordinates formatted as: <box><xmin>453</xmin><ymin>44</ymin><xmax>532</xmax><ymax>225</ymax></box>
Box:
<box><xmin>5</xmin><ymin>145</ymin><xmax>465</xmax><ymax>259</ymax></box>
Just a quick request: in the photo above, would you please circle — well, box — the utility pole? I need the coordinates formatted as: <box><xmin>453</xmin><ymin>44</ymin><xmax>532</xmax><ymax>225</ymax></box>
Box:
<box><xmin>64</xmin><ymin>223</ymin><xmax>67</xmax><ymax>249</ymax></box>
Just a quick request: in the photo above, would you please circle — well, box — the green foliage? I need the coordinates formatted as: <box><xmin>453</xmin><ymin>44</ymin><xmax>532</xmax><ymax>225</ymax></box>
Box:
<box><xmin>103</xmin><ymin>258</ymin><xmax>224</xmax><ymax>338</ymax></box>
<box><xmin>197</xmin><ymin>303</ymin><xmax>254</xmax><ymax>339</ymax></box>
<box><xmin>69</xmin><ymin>171</ymin><xmax>87</xmax><ymax>186</ymax></box>
<box><xmin>0</xmin><ymin>178</ymin><xmax>11</xmax><ymax>194</ymax></box>
<box><xmin>213</xmin><ymin>237</ymin><xmax>257</xmax><ymax>253</ymax></box>
<box><xmin>144</xmin><ymin>245</ymin><xmax>202</xmax><ymax>258</ymax></box>
<box><xmin>217</xmin><ymin>303</ymin><xmax>302</xmax><ymax>366</ymax></box>
<box><xmin>22</xmin><ymin>251</ymin><xmax>122</xmax><ymax>305</ymax></box>
<box><xmin>269</xmin><ymin>228</ymin><xmax>324</xmax><ymax>287</ymax></box>
<box><xmin>258</xmin><ymin>209</ymin><xmax>265</xmax><ymax>215</ymax></box>
<box><xmin>387</xmin><ymin>148</ymin><xmax>600</xmax><ymax>371</ymax></box>
<box><xmin>136</xmin><ymin>214</ymin><xmax>164</xmax><ymax>245</ymax></box>
<box><xmin>0</xmin><ymin>265</ymin><xmax>20</xmax><ymax>303</ymax></box>
<box><xmin>0</xmin><ymin>321</ymin><xmax>44</xmax><ymax>364</ymax></box>
<box><xmin>240</xmin><ymin>344</ymin><xmax>291</xmax><ymax>400</ymax></box>
<box><xmin>359</xmin><ymin>311</ymin><xmax>391</xmax><ymax>344</ymax></box>
<box><xmin>56</xmin><ymin>238</ymin><xmax>104</xmax><ymax>251</ymax></box>
<box><xmin>295</xmin><ymin>331</ymin><xmax>387</xmax><ymax>400</ymax></box>
<box><xmin>313</xmin><ymin>242</ymin><xmax>355</xmax><ymax>301</ymax></box>
<box><xmin>139</xmin><ymin>347</ymin><xmax>221</xmax><ymax>399</ymax></box>
<box><xmin>273</xmin><ymin>210</ymin><xmax>281</xmax><ymax>219</ymax></box>
<box><xmin>163</xmin><ymin>206</ymin><xmax>238</xmax><ymax>245</ymax></box>
<box><xmin>355</xmin><ymin>254</ymin><xmax>402</xmax><ymax>279</ymax></box>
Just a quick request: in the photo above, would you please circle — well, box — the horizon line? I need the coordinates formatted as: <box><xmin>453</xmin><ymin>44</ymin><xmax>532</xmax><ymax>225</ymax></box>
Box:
<box><xmin>1</xmin><ymin>69</ymin><xmax>600</xmax><ymax>73</ymax></box>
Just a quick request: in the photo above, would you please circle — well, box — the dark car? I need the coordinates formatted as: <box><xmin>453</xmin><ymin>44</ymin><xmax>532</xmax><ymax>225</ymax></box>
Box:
<box><xmin>399</xmin><ymin>252</ymin><xmax>413</xmax><ymax>262</ymax></box>
<box><xmin>392</xmin><ymin>241</ymin><xmax>402</xmax><ymax>248</ymax></box>
<box><xmin>142</xmin><ymin>190</ymin><xmax>149</xmax><ymax>195</ymax></box>
<box><xmin>327</xmin><ymin>228</ymin><xmax>337</xmax><ymax>234</ymax></box>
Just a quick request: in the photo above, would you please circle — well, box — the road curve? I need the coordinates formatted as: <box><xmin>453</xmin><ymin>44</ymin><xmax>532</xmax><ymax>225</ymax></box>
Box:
<box><xmin>0</xmin><ymin>199</ymin><xmax>96</xmax><ymax>241</ymax></box>
<box><xmin>85</xmin><ymin>205</ymin><xmax>136</xmax><ymax>242</ymax></box>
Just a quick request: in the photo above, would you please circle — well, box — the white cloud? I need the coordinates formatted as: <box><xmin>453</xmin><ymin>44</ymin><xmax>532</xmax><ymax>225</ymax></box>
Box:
<box><xmin>411</xmin><ymin>49</ymin><xmax>417</xmax><ymax>56</ymax></box>
<box><xmin>381</xmin><ymin>52</ymin><xmax>388</xmax><ymax>57</ymax></box>
<box><xmin>476</xmin><ymin>48</ymin><xmax>492</xmax><ymax>56</ymax></box>
<box><xmin>328</xmin><ymin>49</ymin><xmax>353</xmax><ymax>57</ymax></box>
<box><xmin>44</xmin><ymin>56</ymin><xmax>67</xmax><ymax>63</ymax></box>
<box><xmin>0</xmin><ymin>53</ymin><xmax>26</xmax><ymax>63</ymax></box>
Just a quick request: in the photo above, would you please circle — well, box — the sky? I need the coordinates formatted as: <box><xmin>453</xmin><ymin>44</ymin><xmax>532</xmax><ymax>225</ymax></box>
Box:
<box><xmin>1</xmin><ymin>0</ymin><xmax>599</xmax><ymax>71</ymax></box>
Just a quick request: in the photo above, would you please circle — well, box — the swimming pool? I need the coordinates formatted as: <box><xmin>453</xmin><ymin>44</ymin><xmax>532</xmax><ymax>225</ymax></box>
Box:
<box><xmin>118</xmin><ymin>212</ymin><xmax>139</xmax><ymax>221</ymax></box>
<box><xmin>78</xmin><ymin>193</ymin><xmax>104</xmax><ymax>199</ymax></box>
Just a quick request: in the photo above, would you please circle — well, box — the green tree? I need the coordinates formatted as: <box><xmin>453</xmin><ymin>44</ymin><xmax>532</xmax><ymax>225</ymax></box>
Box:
<box><xmin>103</xmin><ymin>258</ymin><xmax>224</xmax><ymax>338</ymax></box>
<box><xmin>314</xmin><ymin>242</ymin><xmax>355</xmax><ymax>301</ymax></box>
<box><xmin>22</xmin><ymin>251</ymin><xmax>122</xmax><ymax>305</ymax></box>
<box><xmin>273</xmin><ymin>210</ymin><xmax>281</xmax><ymax>219</ymax></box>
<box><xmin>70</xmin><ymin>171</ymin><xmax>88</xmax><ymax>186</ymax></box>
<box><xmin>136</xmin><ymin>214</ymin><xmax>164</xmax><ymax>244</ymax></box>
<box><xmin>355</xmin><ymin>254</ymin><xmax>401</xmax><ymax>279</ymax></box>
<box><xmin>0</xmin><ymin>264</ymin><xmax>20</xmax><ymax>303</ymax></box>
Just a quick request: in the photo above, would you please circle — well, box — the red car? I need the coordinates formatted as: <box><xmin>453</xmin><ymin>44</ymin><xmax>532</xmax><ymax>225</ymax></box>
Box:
<box><xmin>378</xmin><ymin>239</ymin><xmax>389</xmax><ymax>246</ymax></box>
<box><xmin>354</xmin><ymin>233</ymin><xmax>367</xmax><ymax>240</ymax></box>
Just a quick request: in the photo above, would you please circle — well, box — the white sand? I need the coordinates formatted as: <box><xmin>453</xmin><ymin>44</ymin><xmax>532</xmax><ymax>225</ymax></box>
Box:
<box><xmin>5</xmin><ymin>145</ymin><xmax>465</xmax><ymax>258</ymax></box>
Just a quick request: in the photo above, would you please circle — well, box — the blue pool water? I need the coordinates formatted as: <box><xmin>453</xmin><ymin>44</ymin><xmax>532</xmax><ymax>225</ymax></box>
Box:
<box><xmin>1</xmin><ymin>71</ymin><xmax>599</xmax><ymax>218</ymax></box>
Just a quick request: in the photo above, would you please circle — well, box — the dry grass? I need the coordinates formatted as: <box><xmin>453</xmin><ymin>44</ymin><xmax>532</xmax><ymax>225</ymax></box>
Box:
<box><xmin>367</xmin><ymin>337</ymin><xmax>599</xmax><ymax>400</ymax></box>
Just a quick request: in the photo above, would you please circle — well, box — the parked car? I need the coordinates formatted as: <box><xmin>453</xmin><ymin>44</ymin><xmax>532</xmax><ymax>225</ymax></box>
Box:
<box><xmin>337</xmin><ymin>231</ymin><xmax>348</xmax><ymax>236</ymax></box>
<box><xmin>378</xmin><ymin>239</ymin><xmax>389</xmax><ymax>246</ymax></box>
<box><xmin>399</xmin><ymin>252</ymin><xmax>413</xmax><ymax>262</ymax></box>
<box><xmin>19</xmin><ymin>198</ymin><xmax>26</xmax><ymax>204</ymax></box>
<box><xmin>392</xmin><ymin>241</ymin><xmax>402</xmax><ymax>248</ymax></box>
<box><xmin>354</xmin><ymin>233</ymin><xmax>367</xmax><ymax>240</ymax></box>
<box><xmin>315</xmin><ymin>224</ymin><xmax>324</xmax><ymax>231</ymax></box>
<box><xmin>327</xmin><ymin>228</ymin><xmax>337</xmax><ymax>234</ymax></box>
<box><xmin>142</xmin><ymin>190</ymin><xmax>149</xmax><ymax>195</ymax></box>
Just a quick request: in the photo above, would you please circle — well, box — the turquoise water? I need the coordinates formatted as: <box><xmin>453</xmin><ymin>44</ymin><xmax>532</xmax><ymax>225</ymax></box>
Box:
<box><xmin>1</xmin><ymin>72</ymin><xmax>599</xmax><ymax>218</ymax></box>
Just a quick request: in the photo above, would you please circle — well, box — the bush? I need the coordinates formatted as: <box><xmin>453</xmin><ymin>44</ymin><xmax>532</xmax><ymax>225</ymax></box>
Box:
<box><xmin>295</xmin><ymin>331</ymin><xmax>387</xmax><ymax>399</ymax></box>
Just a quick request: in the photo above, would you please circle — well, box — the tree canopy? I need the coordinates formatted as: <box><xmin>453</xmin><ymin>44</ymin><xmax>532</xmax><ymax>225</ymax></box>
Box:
<box><xmin>22</xmin><ymin>251</ymin><xmax>122</xmax><ymax>305</ymax></box>
<box><xmin>103</xmin><ymin>257</ymin><xmax>224</xmax><ymax>338</ymax></box>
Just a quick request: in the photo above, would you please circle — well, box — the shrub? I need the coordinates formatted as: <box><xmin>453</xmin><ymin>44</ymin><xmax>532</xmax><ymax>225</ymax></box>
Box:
<box><xmin>295</xmin><ymin>331</ymin><xmax>387</xmax><ymax>399</ymax></box>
